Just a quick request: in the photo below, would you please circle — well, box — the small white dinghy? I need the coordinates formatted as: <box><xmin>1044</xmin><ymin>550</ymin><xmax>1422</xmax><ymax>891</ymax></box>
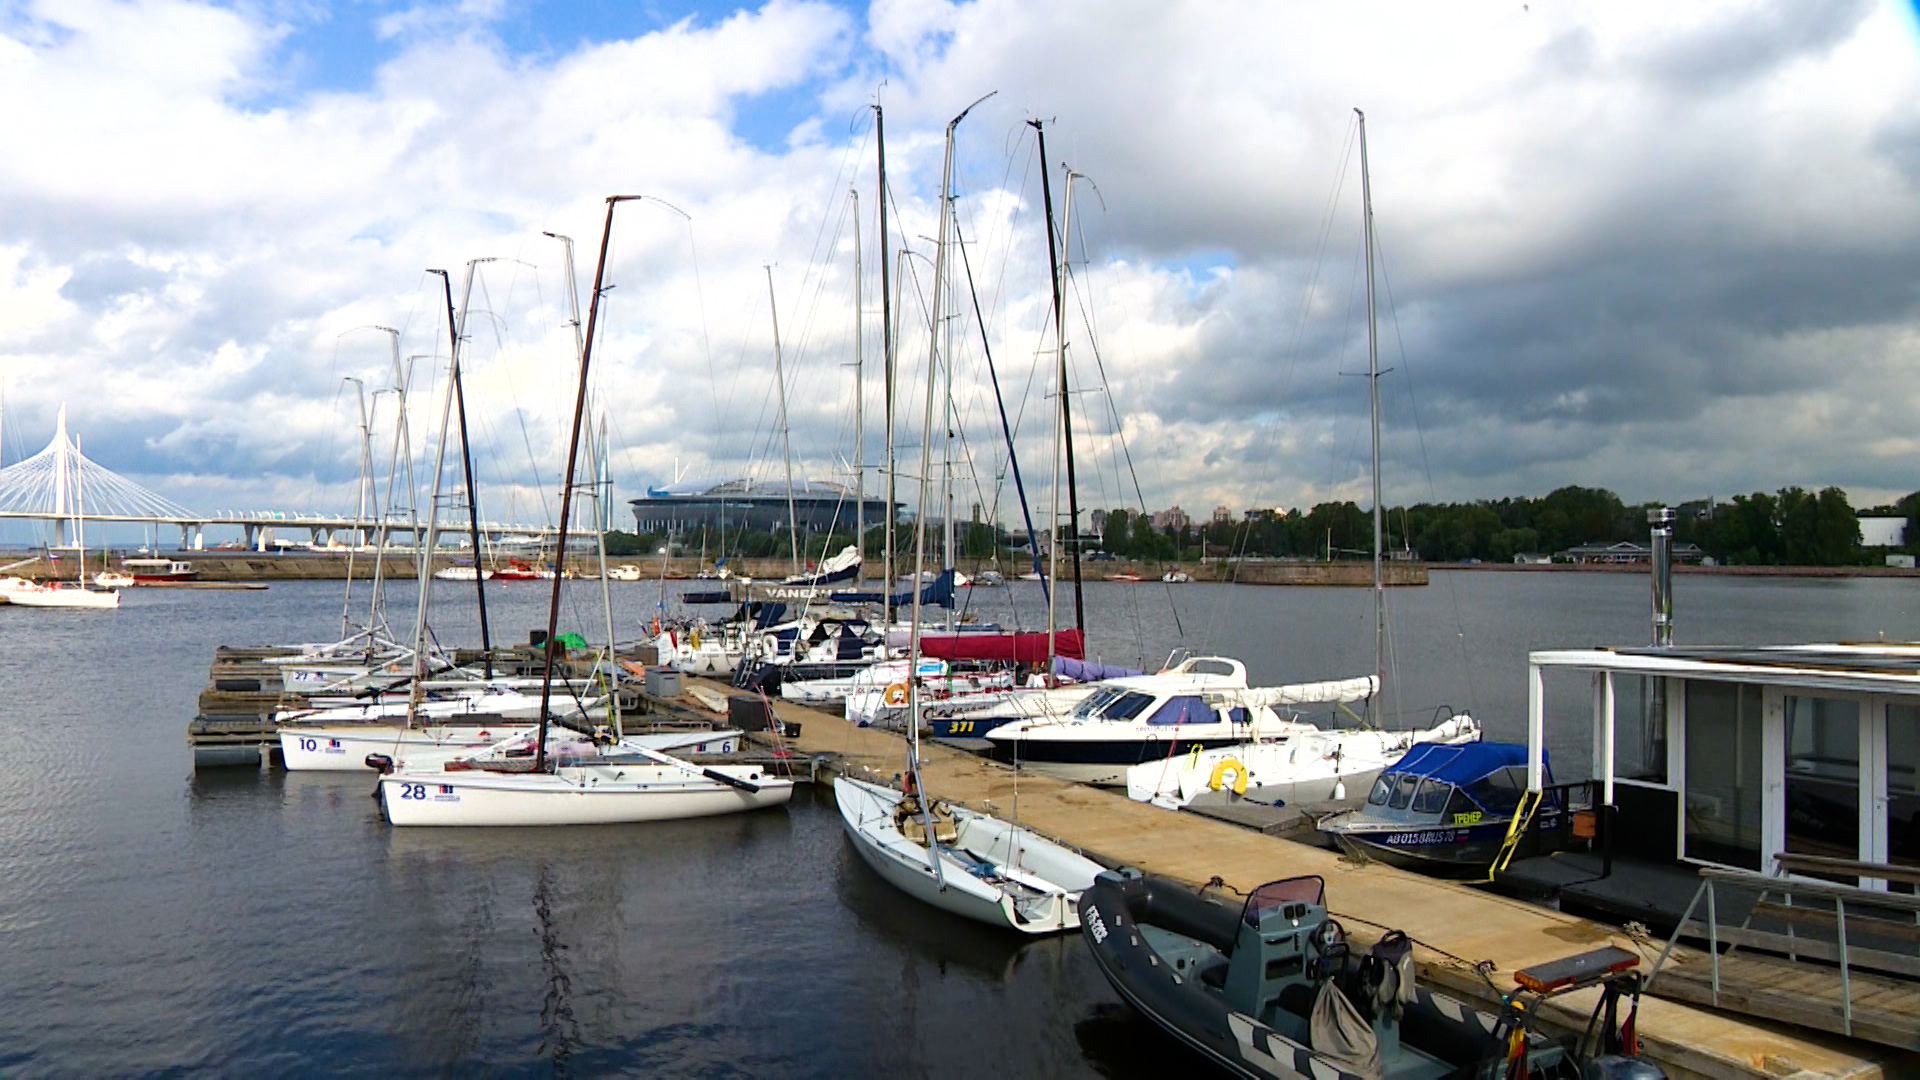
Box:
<box><xmin>833</xmin><ymin>775</ymin><xmax>1104</xmax><ymax>934</ymax></box>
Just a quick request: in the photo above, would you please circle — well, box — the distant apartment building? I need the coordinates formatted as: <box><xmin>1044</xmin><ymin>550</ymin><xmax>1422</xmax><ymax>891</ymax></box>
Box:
<box><xmin>1090</xmin><ymin>508</ymin><xmax>1107</xmax><ymax>535</ymax></box>
<box><xmin>1211</xmin><ymin>505</ymin><xmax>1233</xmax><ymax>525</ymax></box>
<box><xmin>1151</xmin><ymin>506</ymin><xmax>1190</xmax><ymax>533</ymax></box>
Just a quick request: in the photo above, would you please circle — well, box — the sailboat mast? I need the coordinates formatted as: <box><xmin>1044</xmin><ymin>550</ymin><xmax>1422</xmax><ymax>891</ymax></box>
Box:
<box><xmin>1357</xmin><ymin>108</ymin><xmax>1384</xmax><ymax>712</ymax></box>
<box><xmin>408</xmin><ymin>275</ymin><xmax>467</xmax><ymax>724</ymax></box>
<box><xmin>851</xmin><ymin>188</ymin><xmax>866</xmax><ymax>569</ymax></box>
<box><xmin>366</xmin><ymin>333</ymin><xmax>414</xmax><ymax>644</ymax></box>
<box><xmin>441</xmin><ymin>265</ymin><xmax>495</xmax><ymax>679</ymax></box>
<box><xmin>340</xmin><ymin>376</ymin><xmax>371</xmax><ymax>638</ymax></box>
<box><xmin>547</xmin><ymin>229</ymin><xmax>623</xmax><ymax>740</ymax></box>
<box><xmin>536</xmin><ymin>195</ymin><xmax>639</xmax><ymax>771</ymax></box>
<box><xmin>874</xmin><ymin>103</ymin><xmax>896</xmax><ymax>620</ymax></box>
<box><xmin>1058</xmin><ymin>167</ymin><xmax>1088</xmax><ymax>637</ymax></box>
<box><xmin>766</xmin><ymin>267</ymin><xmax>801</xmax><ymax>578</ymax></box>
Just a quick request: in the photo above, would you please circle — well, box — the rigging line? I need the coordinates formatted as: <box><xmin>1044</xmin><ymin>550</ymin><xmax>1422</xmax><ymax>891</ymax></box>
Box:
<box><xmin>1213</xmin><ymin>119</ymin><xmax>1358</xmax><ymax>607</ymax></box>
<box><xmin>1054</xmin><ymin>180</ymin><xmax>1160</xmax><ymax>658</ymax></box>
<box><xmin>1375</xmin><ymin>234</ymin><xmax>1480</xmax><ymax>720</ymax></box>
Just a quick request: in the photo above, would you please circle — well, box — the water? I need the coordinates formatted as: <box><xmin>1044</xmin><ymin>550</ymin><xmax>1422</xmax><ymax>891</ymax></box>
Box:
<box><xmin>2</xmin><ymin>571</ymin><xmax>1917</xmax><ymax>1075</ymax></box>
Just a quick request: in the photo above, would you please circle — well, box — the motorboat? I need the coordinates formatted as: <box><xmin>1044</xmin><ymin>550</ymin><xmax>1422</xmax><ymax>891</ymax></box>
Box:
<box><xmin>1162</xmin><ymin>568</ymin><xmax>1192</xmax><ymax>583</ymax></box>
<box><xmin>969</xmin><ymin>569</ymin><xmax>1005</xmax><ymax>587</ymax></box>
<box><xmin>432</xmin><ymin>564</ymin><xmax>491</xmax><ymax>581</ymax></box>
<box><xmin>983</xmin><ymin>658</ymin><xmax>1369</xmax><ymax>787</ymax></box>
<box><xmin>1079</xmin><ymin>868</ymin><xmax>1664</xmax><ymax>1078</ymax></box>
<box><xmin>607</xmin><ymin>564</ymin><xmax>643</xmax><ymax>581</ymax></box>
<box><xmin>925</xmin><ymin>657</ymin><xmax>1140</xmax><ymax>739</ymax></box>
<box><xmin>1317</xmin><ymin>742</ymin><xmax>1565</xmax><ymax>876</ymax></box>
<box><xmin>834</xmin><ymin>775</ymin><xmax>1104</xmax><ymax>933</ymax></box>
<box><xmin>93</xmin><ymin>571</ymin><xmax>136</xmax><ymax>588</ymax></box>
<box><xmin>121</xmin><ymin>557</ymin><xmax>196</xmax><ymax>583</ymax></box>
<box><xmin>1125</xmin><ymin>712</ymin><xmax>1481</xmax><ymax>812</ymax></box>
<box><xmin>841</xmin><ymin>657</ymin><xmax>1017</xmax><ymax>728</ymax></box>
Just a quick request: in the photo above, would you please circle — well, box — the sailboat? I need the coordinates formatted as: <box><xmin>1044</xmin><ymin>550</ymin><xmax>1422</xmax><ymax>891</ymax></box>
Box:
<box><xmin>1121</xmin><ymin>111</ymin><xmax>1478</xmax><ymax>813</ymax></box>
<box><xmin>834</xmin><ymin>97</ymin><xmax>1104</xmax><ymax>932</ymax></box>
<box><xmin>12</xmin><ymin>416</ymin><xmax>119</xmax><ymax>609</ymax></box>
<box><xmin>379</xmin><ymin>196</ymin><xmax>792</xmax><ymax>826</ymax></box>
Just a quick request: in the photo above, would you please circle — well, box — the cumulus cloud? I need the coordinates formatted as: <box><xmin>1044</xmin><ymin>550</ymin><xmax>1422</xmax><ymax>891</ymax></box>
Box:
<box><xmin>1</xmin><ymin>0</ymin><xmax>1917</xmax><ymax>547</ymax></box>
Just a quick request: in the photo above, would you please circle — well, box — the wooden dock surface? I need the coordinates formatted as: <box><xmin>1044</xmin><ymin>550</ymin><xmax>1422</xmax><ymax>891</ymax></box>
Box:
<box><xmin>688</xmin><ymin>677</ymin><xmax>1916</xmax><ymax>1080</ymax></box>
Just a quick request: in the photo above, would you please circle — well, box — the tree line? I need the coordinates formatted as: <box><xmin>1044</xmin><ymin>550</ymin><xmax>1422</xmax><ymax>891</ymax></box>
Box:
<box><xmin>1096</xmin><ymin>486</ymin><xmax>1920</xmax><ymax>567</ymax></box>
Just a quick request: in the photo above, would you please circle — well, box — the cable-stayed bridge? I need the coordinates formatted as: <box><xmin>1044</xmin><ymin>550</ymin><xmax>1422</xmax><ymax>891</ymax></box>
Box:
<box><xmin>0</xmin><ymin>408</ymin><xmax>559</xmax><ymax>551</ymax></box>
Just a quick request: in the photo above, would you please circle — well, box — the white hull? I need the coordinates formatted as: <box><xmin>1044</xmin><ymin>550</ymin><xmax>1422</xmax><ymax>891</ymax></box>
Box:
<box><xmin>1125</xmin><ymin>715</ymin><xmax>1481</xmax><ymax>809</ymax></box>
<box><xmin>832</xmin><ymin>776</ymin><xmax>1102</xmax><ymax>934</ymax></box>
<box><xmin>379</xmin><ymin>762</ymin><xmax>792</xmax><ymax>826</ymax></box>
<box><xmin>280</xmin><ymin>725</ymin><xmax>742</xmax><ymax>772</ymax></box>
<box><xmin>7</xmin><ymin>584</ymin><xmax>119</xmax><ymax>608</ymax></box>
<box><xmin>274</xmin><ymin>688</ymin><xmax>600</xmax><ymax>725</ymax></box>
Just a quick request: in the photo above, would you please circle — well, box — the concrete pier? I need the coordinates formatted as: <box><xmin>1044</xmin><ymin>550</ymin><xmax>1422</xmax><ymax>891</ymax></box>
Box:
<box><xmin>694</xmin><ymin>677</ymin><xmax>1914</xmax><ymax>1080</ymax></box>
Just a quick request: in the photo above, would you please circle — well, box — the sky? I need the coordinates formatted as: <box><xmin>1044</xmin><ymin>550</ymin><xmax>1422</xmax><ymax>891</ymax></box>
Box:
<box><xmin>2</xmin><ymin>0</ymin><xmax>1919</xmax><ymax>540</ymax></box>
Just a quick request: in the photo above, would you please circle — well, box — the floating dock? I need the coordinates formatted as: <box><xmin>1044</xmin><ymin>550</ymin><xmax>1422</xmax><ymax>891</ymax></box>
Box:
<box><xmin>688</xmin><ymin>676</ymin><xmax>1917</xmax><ymax>1080</ymax></box>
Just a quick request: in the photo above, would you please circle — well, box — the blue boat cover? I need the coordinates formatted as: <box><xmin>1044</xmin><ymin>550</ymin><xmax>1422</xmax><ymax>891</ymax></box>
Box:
<box><xmin>830</xmin><ymin>569</ymin><xmax>955</xmax><ymax>609</ymax></box>
<box><xmin>1383</xmin><ymin>741</ymin><xmax>1549</xmax><ymax>785</ymax></box>
<box><xmin>1145</xmin><ymin>695</ymin><xmax>1214</xmax><ymax>726</ymax></box>
<box><xmin>1051</xmin><ymin>656</ymin><xmax>1143</xmax><ymax>682</ymax></box>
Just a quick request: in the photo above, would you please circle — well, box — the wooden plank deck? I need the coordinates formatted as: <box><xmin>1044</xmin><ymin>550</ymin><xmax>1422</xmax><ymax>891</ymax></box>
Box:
<box><xmin>691</xmin><ymin>678</ymin><xmax>1920</xmax><ymax>1080</ymax></box>
<box><xmin>1653</xmin><ymin>950</ymin><xmax>1920</xmax><ymax>1051</ymax></box>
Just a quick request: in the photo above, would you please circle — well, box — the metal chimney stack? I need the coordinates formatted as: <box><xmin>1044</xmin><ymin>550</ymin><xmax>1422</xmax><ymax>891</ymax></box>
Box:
<box><xmin>1650</xmin><ymin>507</ymin><xmax>1674</xmax><ymax>647</ymax></box>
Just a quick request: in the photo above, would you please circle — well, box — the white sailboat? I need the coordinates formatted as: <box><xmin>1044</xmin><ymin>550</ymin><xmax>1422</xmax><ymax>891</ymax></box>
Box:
<box><xmin>11</xmin><ymin>418</ymin><xmax>118</xmax><ymax>609</ymax></box>
<box><xmin>379</xmin><ymin>196</ymin><xmax>793</xmax><ymax>826</ymax></box>
<box><xmin>834</xmin><ymin>99</ymin><xmax>1103</xmax><ymax>933</ymax></box>
<box><xmin>1122</xmin><ymin>111</ymin><xmax>1480</xmax><ymax>812</ymax></box>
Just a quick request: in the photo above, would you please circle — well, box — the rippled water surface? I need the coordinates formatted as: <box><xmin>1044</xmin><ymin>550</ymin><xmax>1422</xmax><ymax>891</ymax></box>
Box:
<box><xmin>2</xmin><ymin>571</ymin><xmax>1916</xmax><ymax>1075</ymax></box>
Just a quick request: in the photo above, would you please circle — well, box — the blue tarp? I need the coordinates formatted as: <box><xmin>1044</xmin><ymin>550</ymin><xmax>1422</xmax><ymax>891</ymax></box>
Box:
<box><xmin>830</xmin><ymin>569</ymin><xmax>955</xmax><ymax>609</ymax></box>
<box><xmin>1383</xmin><ymin>741</ymin><xmax>1548</xmax><ymax>786</ymax></box>
<box><xmin>1051</xmin><ymin>656</ymin><xmax>1142</xmax><ymax>682</ymax></box>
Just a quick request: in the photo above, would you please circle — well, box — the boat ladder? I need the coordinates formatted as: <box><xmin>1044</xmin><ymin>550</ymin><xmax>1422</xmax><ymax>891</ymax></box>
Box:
<box><xmin>1486</xmin><ymin>788</ymin><xmax>1544</xmax><ymax>881</ymax></box>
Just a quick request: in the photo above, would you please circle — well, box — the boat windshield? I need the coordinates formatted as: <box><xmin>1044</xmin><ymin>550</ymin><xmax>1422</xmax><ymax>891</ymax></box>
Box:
<box><xmin>1241</xmin><ymin>876</ymin><xmax>1326</xmax><ymax>926</ymax></box>
<box><xmin>1071</xmin><ymin>688</ymin><xmax>1156</xmax><ymax>721</ymax></box>
<box><xmin>1411</xmin><ymin>779</ymin><xmax>1454</xmax><ymax>814</ymax></box>
<box><xmin>1462</xmin><ymin>765</ymin><xmax>1528</xmax><ymax>814</ymax></box>
<box><xmin>1388</xmin><ymin>773</ymin><xmax>1420</xmax><ymax>810</ymax></box>
<box><xmin>1368</xmin><ymin>774</ymin><xmax>1395</xmax><ymax>805</ymax></box>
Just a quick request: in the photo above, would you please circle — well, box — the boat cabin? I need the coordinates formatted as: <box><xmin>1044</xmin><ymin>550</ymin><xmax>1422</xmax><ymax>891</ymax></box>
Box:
<box><xmin>1362</xmin><ymin>742</ymin><xmax>1551</xmax><ymax>831</ymax></box>
<box><xmin>1527</xmin><ymin>643</ymin><xmax>1920</xmax><ymax>890</ymax></box>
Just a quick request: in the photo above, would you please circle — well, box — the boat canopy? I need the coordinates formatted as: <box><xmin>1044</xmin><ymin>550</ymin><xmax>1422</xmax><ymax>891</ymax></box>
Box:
<box><xmin>1384</xmin><ymin>741</ymin><xmax>1542</xmax><ymax>786</ymax></box>
<box><xmin>920</xmin><ymin>628</ymin><xmax>1084</xmax><ymax>663</ymax></box>
<box><xmin>780</xmin><ymin>545</ymin><xmax>861</xmax><ymax>586</ymax></box>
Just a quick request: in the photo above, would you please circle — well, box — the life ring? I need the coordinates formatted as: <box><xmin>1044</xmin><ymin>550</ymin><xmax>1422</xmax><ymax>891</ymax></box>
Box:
<box><xmin>1208</xmin><ymin>756</ymin><xmax>1249</xmax><ymax>795</ymax></box>
<box><xmin>884</xmin><ymin>682</ymin><xmax>910</xmax><ymax>706</ymax></box>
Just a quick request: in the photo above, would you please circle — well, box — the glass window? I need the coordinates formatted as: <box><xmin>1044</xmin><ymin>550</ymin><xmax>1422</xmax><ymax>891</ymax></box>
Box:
<box><xmin>1104</xmin><ymin>692</ymin><xmax>1155</xmax><ymax>721</ymax></box>
<box><xmin>1614</xmin><ymin>674</ymin><xmax>1669</xmax><ymax>784</ymax></box>
<box><xmin>1412</xmin><ymin>780</ymin><xmax>1454</xmax><ymax>814</ymax></box>
<box><xmin>1368</xmin><ymin>775</ymin><xmax>1395</xmax><ymax>806</ymax></box>
<box><xmin>1465</xmin><ymin>769</ymin><xmax>1524</xmax><ymax>814</ymax></box>
<box><xmin>1071</xmin><ymin>687</ymin><xmax>1126</xmax><ymax>718</ymax></box>
<box><xmin>1785</xmin><ymin>695</ymin><xmax>1861</xmax><ymax>870</ymax></box>
<box><xmin>1388</xmin><ymin>773</ymin><xmax>1420</xmax><ymax>810</ymax></box>
<box><xmin>1145</xmin><ymin>696</ymin><xmax>1210</xmax><ymax>726</ymax></box>
<box><xmin>1887</xmin><ymin>704</ymin><xmax>1920</xmax><ymax>892</ymax></box>
<box><xmin>1682</xmin><ymin>681</ymin><xmax>1763</xmax><ymax>870</ymax></box>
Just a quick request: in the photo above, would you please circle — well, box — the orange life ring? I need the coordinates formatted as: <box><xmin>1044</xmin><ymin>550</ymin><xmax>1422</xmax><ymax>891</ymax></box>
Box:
<box><xmin>883</xmin><ymin>682</ymin><xmax>909</xmax><ymax>706</ymax></box>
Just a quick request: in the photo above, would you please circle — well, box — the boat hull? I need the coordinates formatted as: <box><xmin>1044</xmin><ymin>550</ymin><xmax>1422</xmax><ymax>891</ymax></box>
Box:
<box><xmin>832</xmin><ymin>776</ymin><xmax>1102</xmax><ymax>934</ymax></box>
<box><xmin>986</xmin><ymin>736</ymin><xmax>1256</xmax><ymax>787</ymax></box>
<box><xmin>379</xmin><ymin>763</ymin><xmax>792</xmax><ymax>826</ymax></box>
<box><xmin>7</xmin><ymin>585</ymin><xmax>119</xmax><ymax>609</ymax></box>
<box><xmin>1079</xmin><ymin>872</ymin><xmax>1509</xmax><ymax>1079</ymax></box>
<box><xmin>280</xmin><ymin>725</ymin><xmax>739</xmax><ymax>772</ymax></box>
<box><xmin>1317</xmin><ymin>814</ymin><xmax>1561</xmax><ymax>877</ymax></box>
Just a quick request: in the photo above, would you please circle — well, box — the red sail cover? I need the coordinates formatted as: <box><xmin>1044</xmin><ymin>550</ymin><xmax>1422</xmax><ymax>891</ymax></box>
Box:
<box><xmin>917</xmin><ymin>629</ymin><xmax>1083</xmax><ymax>662</ymax></box>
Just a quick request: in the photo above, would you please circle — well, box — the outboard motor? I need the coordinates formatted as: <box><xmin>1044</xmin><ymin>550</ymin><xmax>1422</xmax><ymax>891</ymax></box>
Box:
<box><xmin>365</xmin><ymin>753</ymin><xmax>395</xmax><ymax>774</ymax></box>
